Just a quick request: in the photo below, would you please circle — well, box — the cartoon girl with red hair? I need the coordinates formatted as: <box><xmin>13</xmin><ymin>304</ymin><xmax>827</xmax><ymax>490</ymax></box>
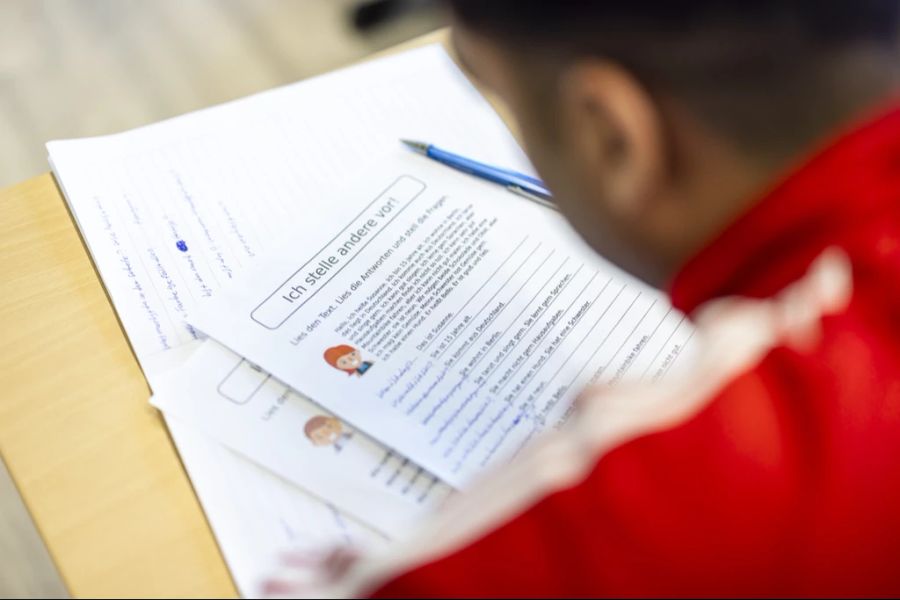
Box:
<box><xmin>323</xmin><ymin>344</ymin><xmax>373</xmax><ymax>376</ymax></box>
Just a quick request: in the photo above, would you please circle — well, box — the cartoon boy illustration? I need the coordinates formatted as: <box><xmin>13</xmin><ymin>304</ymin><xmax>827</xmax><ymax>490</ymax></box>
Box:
<box><xmin>304</xmin><ymin>415</ymin><xmax>351</xmax><ymax>450</ymax></box>
<box><xmin>323</xmin><ymin>344</ymin><xmax>373</xmax><ymax>376</ymax></box>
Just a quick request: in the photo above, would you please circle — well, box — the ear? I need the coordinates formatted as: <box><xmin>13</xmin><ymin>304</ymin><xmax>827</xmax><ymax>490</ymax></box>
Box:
<box><xmin>557</xmin><ymin>60</ymin><xmax>666</xmax><ymax>218</ymax></box>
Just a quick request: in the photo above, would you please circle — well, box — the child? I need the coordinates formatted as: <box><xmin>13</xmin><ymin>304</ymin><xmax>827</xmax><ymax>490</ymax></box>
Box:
<box><xmin>267</xmin><ymin>1</ymin><xmax>900</xmax><ymax>596</ymax></box>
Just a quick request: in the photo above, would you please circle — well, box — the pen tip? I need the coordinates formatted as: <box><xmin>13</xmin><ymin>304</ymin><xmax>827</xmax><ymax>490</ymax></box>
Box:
<box><xmin>400</xmin><ymin>139</ymin><xmax>429</xmax><ymax>155</ymax></box>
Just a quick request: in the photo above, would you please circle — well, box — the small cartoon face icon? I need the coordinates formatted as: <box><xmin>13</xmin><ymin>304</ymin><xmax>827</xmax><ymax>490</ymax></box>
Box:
<box><xmin>304</xmin><ymin>415</ymin><xmax>344</xmax><ymax>447</ymax></box>
<box><xmin>324</xmin><ymin>344</ymin><xmax>373</xmax><ymax>376</ymax></box>
<box><xmin>336</xmin><ymin>349</ymin><xmax>362</xmax><ymax>371</ymax></box>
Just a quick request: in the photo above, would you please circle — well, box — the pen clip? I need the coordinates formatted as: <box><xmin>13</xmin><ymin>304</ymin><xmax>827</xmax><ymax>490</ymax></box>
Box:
<box><xmin>506</xmin><ymin>185</ymin><xmax>557</xmax><ymax>210</ymax></box>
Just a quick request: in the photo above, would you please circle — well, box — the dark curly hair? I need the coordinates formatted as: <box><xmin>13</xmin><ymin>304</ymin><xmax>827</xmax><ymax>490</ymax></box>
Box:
<box><xmin>448</xmin><ymin>0</ymin><xmax>900</xmax><ymax>160</ymax></box>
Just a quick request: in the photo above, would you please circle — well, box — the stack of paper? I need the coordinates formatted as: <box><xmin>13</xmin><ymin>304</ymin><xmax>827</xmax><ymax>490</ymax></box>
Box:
<box><xmin>48</xmin><ymin>44</ymin><xmax>695</xmax><ymax>596</ymax></box>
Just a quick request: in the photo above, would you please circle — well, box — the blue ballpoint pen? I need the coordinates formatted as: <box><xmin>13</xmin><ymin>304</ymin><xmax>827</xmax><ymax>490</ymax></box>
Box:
<box><xmin>401</xmin><ymin>139</ymin><xmax>556</xmax><ymax>210</ymax></box>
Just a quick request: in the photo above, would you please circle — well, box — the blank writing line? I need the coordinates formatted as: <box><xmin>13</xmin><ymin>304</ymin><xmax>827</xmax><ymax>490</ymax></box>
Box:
<box><xmin>424</xmin><ymin>236</ymin><xmax>534</xmax><ymax>354</ymax></box>
<box><xmin>639</xmin><ymin>312</ymin><xmax>683</xmax><ymax>381</ymax></box>
<box><xmin>438</xmin><ymin>248</ymin><xmax>556</xmax><ymax>364</ymax></box>
<box><xmin>446</xmin><ymin>254</ymin><xmax>567</xmax><ymax>372</ymax></box>
<box><xmin>656</xmin><ymin>329</ymin><xmax>695</xmax><ymax>380</ymax></box>
<box><xmin>518</xmin><ymin>277</ymin><xmax>615</xmax><ymax>400</ymax></box>
<box><xmin>596</xmin><ymin>299</ymin><xmax>658</xmax><ymax>381</ymax></box>
<box><xmin>494</xmin><ymin>267</ymin><xmax>597</xmax><ymax>395</ymax></box>
<box><xmin>564</xmin><ymin>286</ymin><xmax>637</xmax><ymax>388</ymax></box>
<box><xmin>424</xmin><ymin>253</ymin><xmax>566</xmax><ymax>430</ymax></box>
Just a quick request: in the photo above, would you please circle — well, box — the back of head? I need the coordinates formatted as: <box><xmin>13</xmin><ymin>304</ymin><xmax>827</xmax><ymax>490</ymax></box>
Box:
<box><xmin>449</xmin><ymin>0</ymin><xmax>899</xmax><ymax>162</ymax></box>
<box><xmin>446</xmin><ymin>1</ymin><xmax>900</xmax><ymax>284</ymax></box>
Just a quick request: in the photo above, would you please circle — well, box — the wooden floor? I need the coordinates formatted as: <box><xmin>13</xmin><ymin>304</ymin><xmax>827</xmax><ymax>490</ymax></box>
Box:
<box><xmin>0</xmin><ymin>457</ymin><xmax>68</xmax><ymax>598</ymax></box>
<box><xmin>0</xmin><ymin>1</ymin><xmax>440</xmax><ymax>596</ymax></box>
<box><xmin>0</xmin><ymin>0</ymin><xmax>442</xmax><ymax>189</ymax></box>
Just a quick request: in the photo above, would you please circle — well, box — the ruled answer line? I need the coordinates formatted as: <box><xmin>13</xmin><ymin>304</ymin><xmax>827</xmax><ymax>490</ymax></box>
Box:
<box><xmin>437</xmin><ymin>247</ymin><xmax>556</xmax><ymax>365</ymax></box>
<box><xmin>493</xmin><ymin>267</ymin><xmax>599</xmax><ymax>396</ymax></box>
<box><xmin>640</xmin><ymin>313</ymin><xmax>684</xmax><ymax>381</ymax></box>
<box><xmin>563</xmin><ymin>286</ymin><xmax>638</xmax><ymax>389</ymax></box>
<box><xmin>422</xmin><ymin>235</ymin><xmax>531</xmax><ymax>353</ymax></box>
<box><xmin>594</xmin><ymin>299</ymin><xmax>658</xmax><ymax>381</ymax></box>
<box><xmin>420</xmin><ymin>253</ymin><xmax>566</xmax><ymax>430</ymax></box>
<box><xmin>610</xmin><ymin>305</ymin><xmax>672</xmax><ymax>383</ymax></box>
<box><xmin>445</xmin><ymin>254</ymin><xmax>568</xmax><ymax>374</ymax></box>
<box><xmin>655</xmin><ymin>329</ymin><xmax>695</xmax><ymax>381</ymax></box>
<box><xmin>504</xmin><ymin>276</ymin><xmax>615</xmax><ymax>403</ymax></box>
<box><xmin>431</xmin><ymin>260</ymin><xmax>590</xmax><ymax>449</ymax></box>
<box><xmin>490</xmin><ymin>292</ymin><xmax>659</xmax><ymax>467</ymax></box>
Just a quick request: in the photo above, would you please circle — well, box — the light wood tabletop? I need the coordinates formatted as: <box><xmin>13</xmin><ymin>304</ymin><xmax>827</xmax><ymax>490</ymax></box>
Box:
<box><xmin>0</xmin><ymin>28</ymin><xmax>516</xmax><ymax>598</ymax></box>
<box><xmin>0</xmin><ymin>170</ymin><xmax>237</xmax><ymax>597</ymax></box>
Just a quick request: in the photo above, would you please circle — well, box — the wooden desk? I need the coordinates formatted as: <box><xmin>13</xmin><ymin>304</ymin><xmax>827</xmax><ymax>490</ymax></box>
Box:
<box><xmin>1</xmin><ymin>174</ymin><xmax>234</xmax><ymax>597</ymax></box>
<box><xmin>0</xmin><ymin>28</ymin><xmax>505</xmax><ymax>598</ymax></box>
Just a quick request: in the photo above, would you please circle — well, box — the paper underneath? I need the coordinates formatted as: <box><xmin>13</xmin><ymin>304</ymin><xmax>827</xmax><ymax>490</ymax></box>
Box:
<box><xmin>165</xmin><ymin>419</ymin><xmax>388</xmax><ymax>597</ymax></box>
<box><xmin>154</xmin><ymin>340</ymin><xmax>454</xmax><ymax>533</ymax></box>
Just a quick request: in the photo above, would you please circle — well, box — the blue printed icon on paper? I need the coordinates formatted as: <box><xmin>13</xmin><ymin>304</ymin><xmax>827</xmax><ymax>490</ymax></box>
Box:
<box><xmin>176</xmin><ymin>240</ymin><xmax>188</xmax><ymax>252</ymax></box>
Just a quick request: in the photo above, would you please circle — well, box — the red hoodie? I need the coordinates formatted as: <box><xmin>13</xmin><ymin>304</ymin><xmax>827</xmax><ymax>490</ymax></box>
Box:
<box><xmin>356</xmin><ymin>103</ymin><xmax>900</xmax><ymax>597</ymax></box>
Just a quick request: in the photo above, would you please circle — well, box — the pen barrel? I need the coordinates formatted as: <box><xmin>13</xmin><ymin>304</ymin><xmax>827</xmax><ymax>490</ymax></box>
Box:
<box><xmin>427</xmin><ymin>146</ymin><xmax>551</xmax><ymax>198</ymax></box>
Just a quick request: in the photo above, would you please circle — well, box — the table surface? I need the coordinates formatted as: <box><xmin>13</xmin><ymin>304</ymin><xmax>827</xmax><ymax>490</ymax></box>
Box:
<box><xmin>0</xmin><ymin>28</ymin><xmax>516</xmax><ymax>598</ymax></box>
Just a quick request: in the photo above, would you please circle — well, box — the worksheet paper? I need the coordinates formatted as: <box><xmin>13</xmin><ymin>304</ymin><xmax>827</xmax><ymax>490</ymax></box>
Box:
<box><xmin>154</xmin><ymin>341</ymin><xmax>453</xmax><ymax>533</ymax></box>
<box><xmin>193</xmin><ymin>154</ymin><xmax>696</xmax><ymax>489</ymax></box>
<box><xmin>46</xmin><ymin>44</ymin><xmax>529</xmax><ymax>592</ymax></box>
